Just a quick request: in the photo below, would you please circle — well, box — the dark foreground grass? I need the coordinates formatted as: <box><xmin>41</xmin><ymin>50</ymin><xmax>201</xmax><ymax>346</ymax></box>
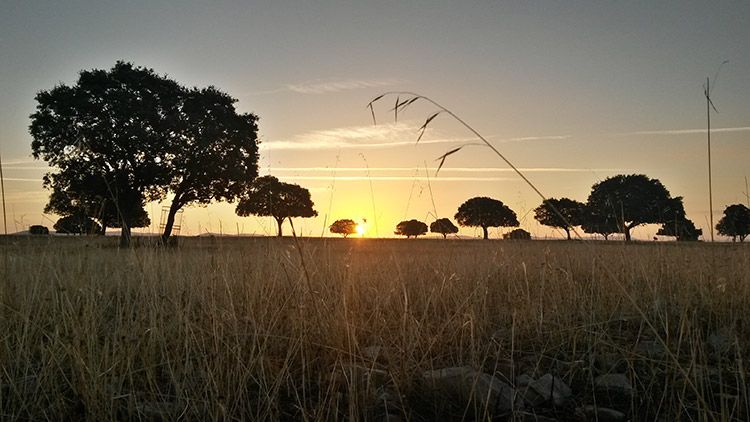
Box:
<box><xmin>1</xmin><ymin>236</ymin><xmax>749</xmax><ymax>420</ymax></box>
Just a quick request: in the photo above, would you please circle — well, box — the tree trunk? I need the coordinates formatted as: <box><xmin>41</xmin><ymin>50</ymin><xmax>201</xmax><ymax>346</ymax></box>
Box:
<box><xmin>565</xmin><ymin>227</ymin><xmax>571</xmax><ymax>240</ymax></box>
<box><xmin>119</xmin><ymin>224</ymin><xmax>131</xmax><ymax>248</ymax></box>
<box><xmin>161</xmin><ymin>196</ymin><xmax>182</xmax><ymax>245</ymax></box>
<box><xmin>624</xmin><ymin>226</ymin><xmax>632</xmax><ymax>242</ymax></box>
<box><xmin>442</xmin><ymin>233</ymin><xmax>447</xmax><ymax>239</ymax></box>
<box><xmin>482</xmin><ymin>226</ymin><xmax>489</xmax><ymax>240</ymax></box>
<box><xmin>276</xmin><ymin>217</ymin><xmax>284</xmax><ymax>237</ymax></box>
<box><xmin>100</xmin><ymin>221</ymin><xmax>108</xmax><ymax>236</ymax></box>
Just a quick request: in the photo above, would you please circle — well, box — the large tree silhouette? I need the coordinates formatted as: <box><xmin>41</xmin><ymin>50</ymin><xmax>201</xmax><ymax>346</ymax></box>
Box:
<box><xmin>235</xmin><ymin>175</ymin><xmax>317</xmax><ymax>237</ymax></box>
<box><xmin>159</xmin><ymin>86</ymin><xmax>258</xmax><ymax>244</ymax></box>
<box><xmin>533</xmin><ymin>197</ymin><xmax>585</xmax><ymax>240</ymax></box>
<box><xmin>716</xmin><ymin>204</ymin><xmax>750</xmax><ymax>242</ymax></box>
<box><xmin>30</xmin><ymin>61</ymin><xmax>258</xmax><ymax>247</ymax></box>
<box><xmin>586</xmin><ymin>174</ymin><xmax>676</xmax><ymax>241</ymax></box>
<box><xmin>455</xmin><ymin>197</ymin><xmax>518</xmax><ymax>239</ymax></box>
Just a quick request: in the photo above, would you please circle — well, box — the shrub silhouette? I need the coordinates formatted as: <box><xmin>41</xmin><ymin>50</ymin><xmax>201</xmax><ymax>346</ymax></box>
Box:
<box><xmin>29</xmin><ymin>225</ymin><xmax>49</xmax><ymax>235</ymax></box>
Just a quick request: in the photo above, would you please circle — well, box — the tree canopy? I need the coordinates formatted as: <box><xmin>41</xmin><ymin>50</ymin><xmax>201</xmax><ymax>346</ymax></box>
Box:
<box><xmin>586</xmin><ymin>174</ymin><xmax>678</xmax><ymax>241</ymax></box>
<box><xmin>430</xmin><ymin>218</ymin><xmax>458</xmax><ymax>239</ymax></box>
<box><xmin>30</xmin><ymin>61</ymin><xmax>258</xmax><ymax>246</ymax></box>
<box><xmin>533</xmin><ymin>197</ymin><xmax>585</xmax><ymax>240</ymax></box>
<box><xmin>454</xmin><ymin>197</ymin><xmax>518</xmax><ymax>239</ymax></box>
<box><xmin>395</xmin><ymin>219</ymin><xmax>428</xmax><ymax>238</ymax></box>
<box><xmin>329</xmin><ymin>219</ymin><xmax>358</xmax><ymax>237</ymax></box>
<box><xmin>158</xmin><ymin>86</ymin><xmax>258</xmax><ymax>243</ymax></box>
<box><xmin>716</xmin><ymin>204</ymin><xmax>750</xmax><ymax>242</ymax></box>
<box><xmin>235</xmin><ymin>175</ymin><xmax>317</xmax><ymax>237</ymax></box>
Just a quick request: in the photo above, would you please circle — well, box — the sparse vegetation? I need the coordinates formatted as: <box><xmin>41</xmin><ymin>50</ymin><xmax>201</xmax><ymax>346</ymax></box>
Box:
<box><xmin>1</xmin><ymin>237</ymin><xmax>748</xmax><ymax>421</ymax></box>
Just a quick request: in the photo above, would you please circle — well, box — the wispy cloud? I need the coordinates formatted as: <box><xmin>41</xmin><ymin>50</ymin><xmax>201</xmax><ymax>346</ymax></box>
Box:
<box><xmin>616</xmin><ymin>126</ymin><xmax>750</xmax><ymax>136</ymax></box>
<box><xmin>3</xmin><ymin>178</ymin><xmax>43</xmax><ymax>182</ymax></box>
<box><xmin>1</xmin><ymin>159</ymin><xmax>47</xmax><ymax>167</ymax></box>
<box><xmin>286</xmin><ymin>78</ymin><xmax>401</xmax><ymax>94</ymax></box>
<box><xmin>260</xmin><ymin>122</ymin><xmax>570</xmax><ymax>151</ymax></box>
<box><xmin>270</xmin><ymin>167</ymin><xmax>620</xmax><ymax>173</ymax></box>
<box><xmin>276</xmin><ymin>175</ymin><xmax>515</xmax><ymax>182</ymax></box>
<box><xmin>249</xmin><ymin>78</ymin><xmax>402</xmax><ymax>96</ymax></box>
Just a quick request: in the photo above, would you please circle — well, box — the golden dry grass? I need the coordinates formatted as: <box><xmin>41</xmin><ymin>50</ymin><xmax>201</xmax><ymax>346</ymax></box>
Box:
<box><xmin>1</xmin><ymin>236</ymin><xmax>749</xmax><ymax>420</ymax></box>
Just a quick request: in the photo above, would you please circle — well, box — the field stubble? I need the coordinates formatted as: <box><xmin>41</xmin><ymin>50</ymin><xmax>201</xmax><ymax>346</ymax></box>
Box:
<box><xmin>1</xmin><ymin>236</ymin><xmax>749</xmax><ymax>420</ymax></box>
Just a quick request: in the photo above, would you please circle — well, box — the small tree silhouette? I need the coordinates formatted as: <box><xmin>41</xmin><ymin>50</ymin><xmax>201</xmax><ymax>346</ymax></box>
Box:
<box><xmin>430</xmin><ymin>218</ymin><xmax>458</xmax><ymax>239</ymax></box>
<box><xmin>395</xmin><ymin>219</ymin><xmax>428</xmax><ymax>238</ymax></box>
<box><xmin>455</xmin><ymin>197</ymin><xmax>518</xmax><ymax>239</ymax></box>
<box><xmin>534</xmin><ymin>197</ymin><xmax>585</xmax><ymax>240</ymax></box>
<box><xmin>716</xmin><ymin>204</ymin><xmax>750</xmax><ymax>242</ymax></box>
<box><xmin>329</xmin><ymin>219</ymin><xmax>358</xmax><ymax>238</ymax></box>
<box><xmin>235</xmin><ymin>175</ymin><xmax>317</xmax><ymax>237</ymax></box>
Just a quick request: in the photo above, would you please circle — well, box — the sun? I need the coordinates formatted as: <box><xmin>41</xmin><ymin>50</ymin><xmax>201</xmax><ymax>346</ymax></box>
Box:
<box><xmin>356</xmin><ymin>224</ymin><xmax>366</xmax><ymax>236</ymax></box>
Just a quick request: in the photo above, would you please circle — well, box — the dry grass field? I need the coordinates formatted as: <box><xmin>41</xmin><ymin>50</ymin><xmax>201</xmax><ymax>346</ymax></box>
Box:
<box><xmin>1</xmin><ymin>236</ymin><xmax>749</xmax><ymax>421</ymax></box>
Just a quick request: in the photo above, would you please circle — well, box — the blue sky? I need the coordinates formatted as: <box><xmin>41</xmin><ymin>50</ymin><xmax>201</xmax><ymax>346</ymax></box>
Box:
<box><xmin>1</xmin><ymin>1</ymin><xmax>749</xmax><ymax>238</ymax></box>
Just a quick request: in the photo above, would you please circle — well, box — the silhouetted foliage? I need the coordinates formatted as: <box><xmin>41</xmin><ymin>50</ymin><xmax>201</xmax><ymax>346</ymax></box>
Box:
<box><xmin>656</xmin><ymin>197</ymin><xmax>702</xmax><ymax>241</ymax></box>
<box><xmin>29</xmin><ymin>225</ymin><xmax>49</xmax><ymax>235</ymax></box>
<box><xmin>43</xmin><ymin>163</ymin><xmax>151</xmax><ymax>235</ymax></box>
<box><xmin>54</xmin><ymin>215</ymin><xmax>102</xmax><ymax>235</ymax></box>
<box><xmin>455</xmin><ymin>197</ymin><xmax>518</xmax><ymax>239</ymax></box>
<box><xmin>430</xmin><ymin>218</ymin><xmax>458</xmax><ymax>238</ymax></box>
<box><xmin>586</xmin><ymin>174</ymin><xmax>676</xmax><ymax>241</ymax></box>
<box><xmin>394</xmin><ymin>219</ymin><xmax>428</xmax><ymax>238</ymax></box>
<box><xmin>30</xmin><ymin>62</ymin><xmax>179</xmax><ymax>246</ymax></box>
<box><xmin>716</xmin><ymin>204</ymin><xmax>750</xmax><ymax>242</ymax></box>
<box><xmin>329</xmin><ymin>219</ymin><xmax>358</xmax><ymax>237</ymax></box>
<box><xmin>30</xmin><ymin>61</ymin><xmax>258</xmax><ymax>247</ymax></box>
<box><xmin>503</xmin><ymin>228</ymin><xmax>531</xmax><ymax>240</ymax></box>
<box><xmin>580</xmin><ymin>204</ymin><xmax>620</xmax><ymax>240</ymax></box>
<box><xmin>235</xmin><ymin>175</ymin><xmax>317</xmax><ymax>237</ymax></box>
<box><xmin>657</xmin><ymin>218</ymin><xmax>702</xmax><ymax>241</ymax></box>
<box><xmin>533</xmin><ymin>197</ymin><xmax>585</xmax><ymax>240</ymax></box>
<box><xmin>158</xmin><ymin>86</ymin><xmax>259</xmax><ymax>244</ymax></box>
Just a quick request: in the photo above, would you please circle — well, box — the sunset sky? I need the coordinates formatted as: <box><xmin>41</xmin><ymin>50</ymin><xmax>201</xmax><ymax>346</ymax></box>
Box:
<box><xmin>1</xmin><ymin>1</ymin><xmax>749</xmax><ymax>239</ymax></box>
